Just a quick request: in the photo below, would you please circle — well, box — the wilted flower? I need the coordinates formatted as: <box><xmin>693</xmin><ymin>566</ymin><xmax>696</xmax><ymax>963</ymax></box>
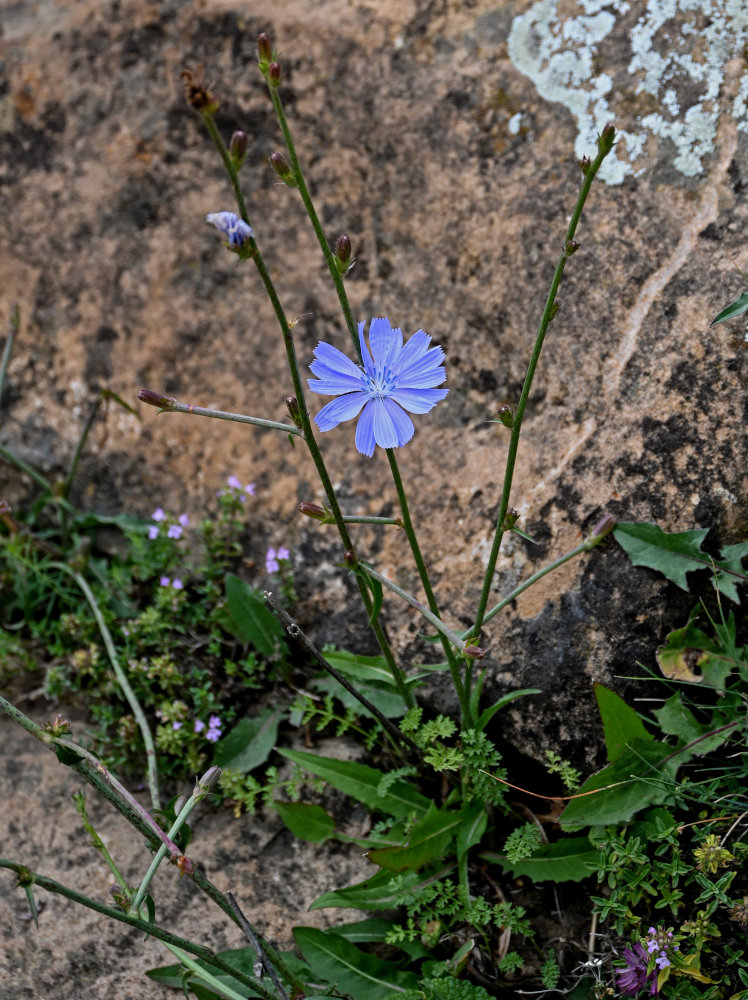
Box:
<box><xmin>205</xmin><ymin>211</ymin><xmax>253</xmax><ymax>248</ymax></box>
<box><xmin>308</xmin><ymin>317</ymin><xmax>448</xmax><ymax>457</ymax></box>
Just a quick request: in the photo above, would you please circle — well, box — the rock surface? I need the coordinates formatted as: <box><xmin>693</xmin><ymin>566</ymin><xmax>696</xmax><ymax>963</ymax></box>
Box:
<box><xmin>1</xmin><ymin>0</ymin><xmax>747</xmax><ymax>995</ymax></box>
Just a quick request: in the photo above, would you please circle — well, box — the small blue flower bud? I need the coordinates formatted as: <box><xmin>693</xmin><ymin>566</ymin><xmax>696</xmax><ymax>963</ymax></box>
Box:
<box><xmin>286</xmin><ymin>395</ymin><xmax>302</xmax><ymax>428</ymax></box>
<box><xmin>269</xmin><ymin>151</ymin><xmax>296</xmax><ymax>187</ymax></box>
<box><xmin>229</xmin><ymin>130</ymin><xmax>248</xmax><ymax>169</ymax></box>
<box><xmin>267</xmin><ymin>62</ymin><xmax>282</xmax><ymax>87</ymax></box>
<box><xmin>257</xmin><ymin>33</ymin><xmax>273</xmax><ymax>69</ymax></box>
<box><xmin>137</xmin><ymin>388</ymin><xmax>177</xmax><ymax>410</ymax></box>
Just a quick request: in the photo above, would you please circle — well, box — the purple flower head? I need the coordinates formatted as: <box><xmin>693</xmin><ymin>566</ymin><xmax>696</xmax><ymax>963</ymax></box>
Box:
<box><xmin>266</xmin><ymin>548</ymin><xmax>280</xmax><ymax>573</ymax></box>
<box><xmin>308</xmin><ymin>317</ymin><xmax>448</xmax><ymax>457</ymax></box>
<box><xmin>152</xmin><ymin>508</ymin><xmax>166</xmax><ymax>522</ymax></box>
<box><xmin>245</xmin><ymin>483</ymin><xmax>256</xmax><ymax>496</ymax></box>
<box><xmin>227</xmin><ymin>475</ymin><xmax>242</xmax><ymax>489</ymax></box>
<box><xmin>167</xmin><ymin>524</ymin><xmax>182</xmax><ymax>539</ymax></box>
<box><xmin>160</xmin><ymin>576</ymin><xmax>171</xmax><ymax>587</ymax></box>
<box><xmin>206</xmin><ymin>727</ymin><xmax>221</xmax><ymax>742</ymax></box>
<box><xmin>178</xmin><ymin>513</ymin><xmax>190</xmax><ymax>528</ymax></box>
<box><xmin>616</xmin><ymin>943</ymin><xmax>658</xmax><ymax>997</ymax></box>
<box><xmin>206</xmin><ymin>211</ymin><xmax>253</xmax><ymax>248</ymax></box>
<box><xmin>194</xmin><ymin>719</ymin><xmax>206</xmax><ymax>733</ymax></box>
<box><xmin>172</xmin><ymin>721</ymin><xmax>183</xmax><ymax>731</ymax></box>
<box><xmin>148</xmin><ymin>524</ymin><xmax>159</xmax><ymax>540</ymax></box>
<box><xmin>208</xmin><ymin>715</ymin><xmax>222</xmax><ymax>729</ymax></box>
<box><xmin>171</xmin><ymin>578</ymin><xmax>184</xmax><ymax>590</ymax></box>
<box><xmin>277</xmin><ymin>546</ymin><xmax>290</xmax><ymax>561</ymax></box>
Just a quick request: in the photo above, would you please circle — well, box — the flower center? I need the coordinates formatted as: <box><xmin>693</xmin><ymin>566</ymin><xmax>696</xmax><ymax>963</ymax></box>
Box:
<box><xmin>361</xmin><ymin>363</ymin><xmax>398</xmax><ymax>400</ymax></box>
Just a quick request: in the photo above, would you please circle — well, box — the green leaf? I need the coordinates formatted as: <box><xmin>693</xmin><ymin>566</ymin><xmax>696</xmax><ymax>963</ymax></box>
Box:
<box><xmin>456</xmin><ymin>802</ymin><xmax>487</xmax><ymax>864</ymax></box>
<box><xmin>293</xmin><ymin>926</ymin><xmax>418</xmax><ymax>1000</ymax></box>
<box><xmin>275</xmin><ymin>801</ymin><xmax>336</xmax><ymax>843</ymax></box>
<box><xmin>212</xmin><ymin>707</ymin><xmax>282</xmax><ymax>772</ymax></box>
<box><xmin>559</xmin><ymin>739</ymin><xmax>679</xmax><ymax>829</ymax></box>
<box><xmin>279</xmin><ymin>748</ymin><xmax>429</xmax><ymax>819</ymax></box>
<box><xmin>710</xmin><ymin>290</ymin><xmax>748</xmax><ymax>326</ymax></box>
<box><xmin>476</xmin><ymin>688</ymin><xmax>541</xmax><ymax>732</ymax></box>
<box><xmin>311</xmin><ymin>868</ymin><xmax>445</xmax><ymax>911</ymax></box>
<box><xmin>490</xmin><ymin>836</ymin><xmax>603</xmax><ymax>882</ymax></box>
<box><xmin>714</xmin><ymin>541</ymin><xmax>748</xmax><ymax>602</ymax></box>
<box><xmin>367</xmin><ymin>803</ymin><xmax>462</xmax><ymax>870</ymax></box>
<box><xmin>311</xmin><ymin>675</ymin><xmax>410</xmax><ymax>719</ymax></box>
<box><xmin>613</xmin><ymin>522</ymin><xmax>710</xmax><ymax>591</ymax></box>
<box><xmin>594</xmin><ymin>684</ymin><xmax>652</xmax><ymax>762</ymax></box>
<box><xmin>653</xmin><ymin>694</ymin><xmax>734</xmax><ymax>756</ymax></box>
<box><xmin>224</xmin><ymin>574</ymin><xmax>287</xmax><ymax>658</ymax></box>
<box><xmin>323</xmin><ymin>647</ymin><xmax>426</xmax><ymax>688</ymax></box>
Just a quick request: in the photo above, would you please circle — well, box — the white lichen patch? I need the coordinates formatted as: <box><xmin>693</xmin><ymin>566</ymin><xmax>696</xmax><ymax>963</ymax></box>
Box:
<box><xmin>507</xmin><ymin>0</ymin><xmax>748</xmax><ymax>183</ymax></box>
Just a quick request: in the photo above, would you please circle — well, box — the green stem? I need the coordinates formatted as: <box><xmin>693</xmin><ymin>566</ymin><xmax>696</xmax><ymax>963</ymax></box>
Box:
<box><xmin>139</xmin><ymin>393</ymin><xmax>303</xmax><ymax>435</ymax></box>
<box><xmin>471</xmin><ymin>130</ymin><xmax>615</xmax><ymax>640</ymax></box>
<box><xmin>0</xmin><ymin>860</ymin><xmax>279</xmax><ymax>1000</ymax></box>
<box><xmin>201</xmin><ymin>113</ymin><xmax>406</xmax><ymax>698</ymax></box>
<box><xmin>0</xmin><ymin>303</ymin><xmax>19</xmax><ymax>411</ymax></box>
<box><xmin>62</xmin><ymin>396</ymin><xmax>101</xmax><ymax>501</ymax></box>
<box><xmin>386</xmin><ymin>450</ymin><xmax>470</xmax><ymax>722</ymax></box>
<box><xmin>266</xmin><ymin>85</ymin><xmax>359</xmax><ymax>358</ymax></box>
<box><xmin>48</xmin><ymin>562</ymin><xmax>160</xmax><ymax>810</ymax></box>
<box><xmin>73</xmin><ymin>791</ymin><xmax>129</xmax><ymax>892</ymax></box>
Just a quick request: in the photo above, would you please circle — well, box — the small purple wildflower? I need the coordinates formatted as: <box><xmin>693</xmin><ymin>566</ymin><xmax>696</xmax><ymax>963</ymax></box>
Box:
<box><xmin>206</xmin><ymin>211</ymin><xmax>254</xmax><ymax>248</ymax></box>
<box><xmin>148</xmin><ymin>524</ymin><xmax>159</xmax><ymax>540</ymax></box>
<box><xmin>172</xmin><ymin>721</ymin><xmax>183</xmax><ymax>731</ymax></box>
<box><xmin>308</xmin><ymin>317</ymin><xmax>448</xmax><ymax>457</ymax></box>
<box><xmin>245</xmin><ymin>482</ymin><xmax>256</xmax><ymax>496</ymax></box>
<box><xmin>194</xmin><ymin>719</ymin><xmax>205</xmax><ymax>733</ymax></box>
<box><xmin>209</xmin><ymin>715</ymin><xmax>221</xmax><ymax>729</ymax></box>
<box><xmin>206</xmin><ymin>727</ymin><xmax>221</xmax><ymax>743</ymax></box>
<box><xmin>152</xmin><ymin>508</ymin><xmax>166</xmax><ymax>522</ymax></box>
<box><xmin>277</xmin><ymin>546</ymin><xmax>290</xmax><ymax>561</ymax></box>
<box><xmin>266</xmin><ymin>548</ymin><xmax>280</xmax><ymax>573</ymax></box>
<box><xmin>178</xmin><ymin>513</ymin><xmax>190</xmax><ymax>528</ymax></box>
<box><xmin>167</xmin><ymin>524</ymin><xmax>182</xmax><ymax>539</ymax></box>
<box><xmin>160</xmin><ymin>576</ymin><xmax>171</xmax><ymax>587</ymax></box>
<box><xmin>171</xmin><ymin>578</ymin><xmax>184</xmax><ymax>591</ymax></box>
<box><xmin>227</xmin><ymin>475</ymin><xmax>242</xmax><ymax>489</ymax></box>
<box><xmin>616</xmin><ymin>943</ymin><xmax>657</xmax><ymax>997</ymax></box>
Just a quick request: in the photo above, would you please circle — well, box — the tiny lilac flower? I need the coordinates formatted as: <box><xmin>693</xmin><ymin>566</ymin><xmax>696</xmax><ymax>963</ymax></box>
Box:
<box><xmin>167</xmin><ymin>524</ymin><xmax>182</xmax><ymax>539</ymax></box>
<box><xmin>308</xmin><ymin>317</ymin><xmax>448</xmax><ymax>457</ymax></box>
<box><xmin>266</xmin><ymin>548</ymin><xmax>280</xmax><ymax>573</ymax></box>
<box><xmin>227</xmin><ymin>475</ymin><xmax>242</xmax><ymax>489</ymax></box>
<box><xmin>277</xmin><ymin>547</ymin><xmax>290</xmax><ymax>561</ymax></box>
<box><xmin>206</xmin><ymin>211</ymin><xmax>253</xmax><ymax>248</ymax></box>
<box><xmin>206</xmin><ymin>727</ymin><xmax>221</xmax><ymax>743</ymax></box>
<box><xmin>178</xmin><ymin>513</ymin><xmax>190</xmax><ymax>528</ymax></box>
<box><xmin>171</xmin><ymin>578</ymin><xmax>184</xmax><ymax>590</ymax></box>
<box><xmin>160</xmin><ymin>576</ymin><xmax>171</xmax><ymax>587</ymax></box>
<box><xmin>152</xmin><ymin>507</ymin><xmax>166</xmax><ymax>522</ymax></box>
<box><xmin>245</xmin><ymin>483</ymin><xmax>256</xmax><ymax>495</ymax></box>
<box><xmin>208</xmin><ymin>715</ymin><xmax>222</xmax><ymax>728</ymax></box>
<box><xmin>655</xmin><ymin>954</ymin><xmax>670</xmax><ymax>970</ymax></box>
<box><xmin>194</xmin><ymin>720</ymin><xmax>205</xmax><ymax>733</ymax></box>
<box><xmin>172</xmin><ymin>721</ymin><xmax>183</xmax><ymax>730</ymax></box>
<box><xmin>148</xmin><ymin>524</ymin><xmax>159</xmax><ymax>540</ymax></box>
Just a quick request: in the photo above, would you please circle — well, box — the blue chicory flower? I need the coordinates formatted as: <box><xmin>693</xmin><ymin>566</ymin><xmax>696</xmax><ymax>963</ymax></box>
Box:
<box><xmin>308</xmin><ymin>317</ymin><xmax>448</xmax><ymax>457</ymax></box>
<box><xmin>205</xmin><ymin>211</ymin><xmax>253</xmax><ymax>248</ymax></box>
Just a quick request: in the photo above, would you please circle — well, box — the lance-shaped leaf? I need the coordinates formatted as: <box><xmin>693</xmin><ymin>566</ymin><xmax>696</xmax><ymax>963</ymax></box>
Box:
<box><xmin>293</xmin><ymin>927</ymin><xmax>418</xmax><ymax>1000</ymax></box>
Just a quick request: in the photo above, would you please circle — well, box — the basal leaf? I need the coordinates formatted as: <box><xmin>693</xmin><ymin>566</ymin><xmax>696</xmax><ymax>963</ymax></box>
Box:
<box><xmin>594</xmin><ymin>684</ymin><xmax>652</xmax><ymax>762</ymax></box>
<box><xmin>366</xmin><ymin>803</ymin><xmax>462</xmax><ymax>871</ymax></box>
<box><xmin>275</xmin><ymin>801</ymin><xmax>336</xmax><ymax>843</ymax></box>
<box><xmin>496</xmin><ymin>836</ymin><xmax>603</xmax><ymax>883</ymax></box>
<box><xmin>559</xmin><ymin>739</ymin><xmax>679</xmax><ymax>829</ymax></box>
<box><xmin>212</xmin><ymin>707</ymin><xmax>282</xmax><ymax>772</ymax></box>
<box><xmin>714</xmin><ymin>541</ymin><xmax>748</xmax><ymax>603</ymax></box>
<box><xmin>224</xmin><ymin>574</ymin><xmax>287</xmax><ymax>658</ymax></box>
<box><xmin>710</xmin><ymin>290</ymin><xmax>748</xmax><ymax>326</ymax></box>
<box><xmin>279</xmin><ymin>748</ymin><xmax>429</xmax><ymax>819</ymax></box>
<box><xmin>293</xmin><ymin>926</ymin><xmax>418</xmax><ymax>1000</ymax></box>
<box><xmin>653</xmin><ymin>694</ymin><xmax>734</xmax><ymax>756</ymax></box>
<box><xmin>613</xmin><ymin>522</ymin><xmax>710</xmax><ymax>591</ymax></box>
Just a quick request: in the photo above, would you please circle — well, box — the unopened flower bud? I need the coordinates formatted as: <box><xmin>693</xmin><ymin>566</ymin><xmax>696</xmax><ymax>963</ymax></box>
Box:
<box><xmin>502</xmin><ymin>508</ymin><xmax>520</xmax><ymax>531</ymax></box>
<box><xmin>229</xmin><ymin>130</ymin><xmax>248</xmax><ymax>168</ymax></box>
<box><xmin>564</xmin><ymin>240</ymin><xmax>579</xmax><ymax>256</ymax></box>
<box><xmin>578</xmin><ymin>155</ymin><xmax>591</xmax><ymax>175</ymax></box>
<box><xmin>585</xmin><ymin>513</ymin><xmax>616</xmax><ymax>548</ymax></box>
<box><xmin>269</xmin><ymin>151</ymin><xmax>296</xmax><ymax>187</ymax></box>
<box><xmin>343</xmin><ymin>550</ymin><xmax>356</xmax><ymax>566</ymax></box>
<box><xmin>334</xmin><ymin>234</ymin><xmax>353</xmax><ymax>275</ymax></box>
<box><xmin>196</xmin><ymin>765</ymin><xmax>222</xmax><ymax>793</ymax></box>
<box><xmin>497</xmin><ymin>404</ymin><xmax>513</xmax><ymax>428</ymax></box>
<box><xmin>598</xmin><ymin>122</ymin><xmax>616</xmax><ymax>155</ymax></box>
<box><xmin>463</xmin><ymin>643</ymin><xmax>487</xmax><ymax>660</ymax></box>
<box><xmin>298</xmin><ymin>502</ymin><xmax>327</xmax><ymax>520</ymax></box>
<box><xmin>285</xmin><ymin>395</ymin><xmax>302</xmax><ymax>428</ymax></box>
<box><xmin>267</xmin><ymin>62</ymin><xmax>282</xmax><ymax>86</ymax></box>
<box><xmin>137</xmin><ymin>388</ymin><xmax>177</xmax><ymax>410</ymax></box>
<box><xmin>257</xmin><ymin>32</ymin><xmax>273</xmax><ymax>68</ymax></box>
<box><xmin>175</xmin><ymin>854</ymin><xmax>195</xmax><ymax>877</ymax></box>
